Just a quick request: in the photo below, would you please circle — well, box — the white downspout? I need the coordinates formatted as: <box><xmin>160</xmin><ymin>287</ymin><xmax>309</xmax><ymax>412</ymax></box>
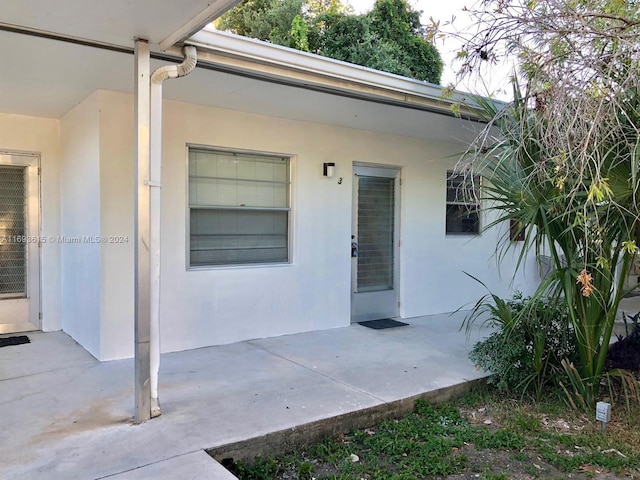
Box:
<box><xmin>149</xmin><ymin>45</ymin><xmax>197</xmax><ymax>417</ymax></box>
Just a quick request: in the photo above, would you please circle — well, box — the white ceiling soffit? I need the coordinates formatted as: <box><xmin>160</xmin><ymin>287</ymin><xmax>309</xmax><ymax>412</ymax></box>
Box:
<box><xmin>0</xmin><ymin>0</ymin><xmax>241</xmax><ymax>48</ymax></box>
<box><xmin>0</xmin><ymin>30</ymin><xmax>133</xmax><ymax>118</ymax></box>
<box><xmin>162</xmin><ymin>67</ymin><xmax>484</xmax><ymax>144</ymax></box>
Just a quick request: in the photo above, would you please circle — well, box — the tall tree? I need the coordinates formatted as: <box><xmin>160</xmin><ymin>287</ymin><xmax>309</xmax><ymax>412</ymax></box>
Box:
<box><xmin>306</xmin><ymin>0</ymin><xmax>350</xmax><ymax>17</ymax></box>
<box><xmin>368</xmin><ymin>0</ymin><xmax>442</xmax><ymax>83</ymax></box>
<box><xmin>310</xmin><ymin>12</ymin><xmax>417</xmax><ymax>78</ymax></box>
<box><xmin>215</xmin><ymin>0</ymin><xmax>305</xmax><ymax>47</ymax></box>
<box><xmin>216</xmin><ymin>0</ymin><xmax>443</xmax><ymax>83</ymax></box>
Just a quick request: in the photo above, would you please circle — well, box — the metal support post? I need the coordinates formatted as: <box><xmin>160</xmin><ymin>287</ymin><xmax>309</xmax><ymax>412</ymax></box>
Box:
<box><xmin>134</xmin><ymin>38</ymin><xmax>151</xmax><ymax>423</ymax></box>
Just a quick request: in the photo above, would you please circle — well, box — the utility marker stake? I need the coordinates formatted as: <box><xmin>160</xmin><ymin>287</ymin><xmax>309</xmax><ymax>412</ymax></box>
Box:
<box><xmin>595</xmin><ymin>401</ymin><xmax>611</xmax><ymax>435</ymax></box>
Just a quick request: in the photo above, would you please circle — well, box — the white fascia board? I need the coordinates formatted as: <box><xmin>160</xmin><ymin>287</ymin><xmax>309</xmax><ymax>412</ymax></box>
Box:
<box><xmin>159</xmin><ymin>0</ymin><xmax>244</xmax><ymax>51</ymax></box>
<box><xmin>186</xmin><ymin>28</ymin><xmax>490</xmax><ymax>120</ymax></box>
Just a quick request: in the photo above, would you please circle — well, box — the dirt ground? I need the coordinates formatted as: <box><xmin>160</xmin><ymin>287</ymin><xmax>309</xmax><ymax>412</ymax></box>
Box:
<box><xmin>443</xmin><ymin>446</ymin><xmax>624</xmax><ymax>479</ymax></box>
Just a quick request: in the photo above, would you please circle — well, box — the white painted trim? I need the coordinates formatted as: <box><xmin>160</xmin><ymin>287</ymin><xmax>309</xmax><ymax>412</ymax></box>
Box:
<box><xmin>0</xmin><ymin>150</ymin><xmax>41</xmax><ymax>157</ymax></box>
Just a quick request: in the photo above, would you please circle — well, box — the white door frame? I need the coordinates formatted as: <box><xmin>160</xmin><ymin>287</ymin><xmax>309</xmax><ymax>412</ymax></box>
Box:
<box><xmin>0</xmin><ymin>152</ymin><xmax>41</xmax><ymax>333</ymax></box>
<box><xmin>351</xmin><ymin>163</ymin><xmax>401</xmax><ymax>322</ymax></box>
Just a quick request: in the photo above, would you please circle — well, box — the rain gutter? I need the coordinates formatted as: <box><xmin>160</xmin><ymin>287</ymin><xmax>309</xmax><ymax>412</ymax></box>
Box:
<box><xmin>184</xmin><ymin>28</ymin><xmax>489</xmax><ymax>122</ymax></box>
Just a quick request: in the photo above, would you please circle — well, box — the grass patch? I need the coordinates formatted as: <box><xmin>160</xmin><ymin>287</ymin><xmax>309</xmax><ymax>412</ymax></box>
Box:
<box><xmin>227</xmin><ymin>387</ymin><xmax>640</xmax><ymax>479</ymax></box>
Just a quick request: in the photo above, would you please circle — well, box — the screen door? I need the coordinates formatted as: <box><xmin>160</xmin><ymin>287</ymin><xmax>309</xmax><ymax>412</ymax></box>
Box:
<box><xmin>351</xmin><ymin>165</ymin><xmax>399</xmax><ymax>322</ymax></box>
<box><xmin>0</xmin><ymin>154</ymin><xmax>40</xmax><ymax>333</ymax></box>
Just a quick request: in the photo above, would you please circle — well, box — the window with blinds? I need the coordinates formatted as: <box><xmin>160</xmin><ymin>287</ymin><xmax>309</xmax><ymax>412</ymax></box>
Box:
<box><xmin>445</xmin><ymin>170</ymin><xmax>480</xmax><ymax>235</ymax></box>
<box><xmin>188</xmin><ymin>148</ymin><xmax>291</xmax><ymax>267</ymax></box>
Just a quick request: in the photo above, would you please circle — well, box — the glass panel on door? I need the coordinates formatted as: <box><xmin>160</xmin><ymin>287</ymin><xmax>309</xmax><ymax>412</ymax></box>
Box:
<box><xmin>0</xmin><ymin>166</ymin><xmax>27</xmax><ymax>298</ymax></box>
<box><xmin>357</xmin><ymin>176</ymin><xmax>394</xmax><ymax>292</ymax></box>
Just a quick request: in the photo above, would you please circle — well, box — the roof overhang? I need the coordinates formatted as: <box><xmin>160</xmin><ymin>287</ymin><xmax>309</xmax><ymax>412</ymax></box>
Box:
<box><xmin>0</xmin><ymin>11</ymin><xmax>490</xmax><ymax>144</ymax></box>
<box><xmin>184</xmin><ymin>28</ymin><xmax>487</xmax><ymax>122</ymax></box>
<box><xmin>0</xmin><ymin>0</ymin><xmax>241</xmax><ymax>50</ymax></box>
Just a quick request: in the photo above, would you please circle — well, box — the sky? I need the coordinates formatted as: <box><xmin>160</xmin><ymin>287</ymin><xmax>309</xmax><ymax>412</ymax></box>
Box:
<box><xmin>347</xmin><ymin>0</ymin><xmax>513</xmax><ymax>99</ymax></box>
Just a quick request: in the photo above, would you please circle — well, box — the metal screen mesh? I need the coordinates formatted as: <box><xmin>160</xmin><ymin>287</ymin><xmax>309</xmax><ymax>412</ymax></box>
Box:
<box><xmin>357</xmin><ymin>176</ymin><xmax>394</xmax><ymax>292</ymax></box>
<box><xmin>0</xmin><ymin>166</ymin><xmax>26</xmax><ymax>296</ymax></box>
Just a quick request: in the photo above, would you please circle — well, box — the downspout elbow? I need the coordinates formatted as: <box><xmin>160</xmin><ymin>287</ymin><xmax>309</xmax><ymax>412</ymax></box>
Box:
<box><xmin>151</xmin><ymin>45</ymin><xmax>197</xmax><ymax>84</ymax></box>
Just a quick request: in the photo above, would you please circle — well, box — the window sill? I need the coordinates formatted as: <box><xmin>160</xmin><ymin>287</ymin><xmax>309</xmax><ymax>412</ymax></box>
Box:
<box><xmin>186</xmin><ymin>262</ymin><xmax>294</xmax><ymax>272</ymax></box>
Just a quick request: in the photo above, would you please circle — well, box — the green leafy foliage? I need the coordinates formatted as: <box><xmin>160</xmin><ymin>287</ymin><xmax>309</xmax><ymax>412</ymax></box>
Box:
<box><xmin>216</xmin><ymin>0</ymin><xmax>274</xmax><ymax>37</ymax></box>
<box><xmin>216</xmin><ymin>0</ymin><xmax>442</xmax><ymax>83</ymax></box>
<box><xmin>230</xmin><ymin>456</ymin><xmax>282</xmax><ymax>479</ymax></box>
<box><xmin>469</xmin><ymin>292</ymin><xmax>577</xmax><ymax>399</ymax></box>
<box><xmin>310</xmin><ymin>13</ymin><xmax>414</xmax><ymax>78</ymax></box>
<box><xmin>216</xmin><ymin>0</ymin><xmax>305</xmax><ymax>47</ymax></box>
<box><xmin>460</xmin><ymin>78</ymin><xmax>640</xmax><ymax>409</ymax></box>
<box><xmin>366</xmin><ymin>0</ymin><xmax>442</xmax><ymax>82</ymax></box>
<box><xmin>444</xmin><ymin>0</ymin><xmax>640</xmax><ymax>409</ymax></box>
<box><xmin>289</xmin><ymin>14</ymin><xmax>310</xmax><ymax>51</ymax></box>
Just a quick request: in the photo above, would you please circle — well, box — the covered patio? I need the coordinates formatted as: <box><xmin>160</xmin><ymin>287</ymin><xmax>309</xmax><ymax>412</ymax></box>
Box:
<box><xmin>1</xmin><ymin>0</ymin><xmax>544</xmax><ymax>444</ymax></box>
<box><xmin>0</xmin><ymin>0</ymin><xmax>516</xmax><ymax>423</ymax></box>
<box><xmin>0</xmin><ymin>311</ymin><xmax>489</xmax><ymax>479</ymax></box>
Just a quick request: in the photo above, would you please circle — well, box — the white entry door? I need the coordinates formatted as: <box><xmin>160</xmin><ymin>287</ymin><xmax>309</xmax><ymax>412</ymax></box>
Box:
<box><xmin>351</xmin><ymin>165</ymin><xmax>399</xmax><ymax>322</ymax></box>
<box><xmin>0</xmin><ymin>154</ymin><xmax>40</xmax><ymax>334</ymax></box>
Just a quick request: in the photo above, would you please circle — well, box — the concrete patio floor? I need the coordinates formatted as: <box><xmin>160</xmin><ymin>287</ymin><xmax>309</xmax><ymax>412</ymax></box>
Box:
<box><xmin>1</xmin><ymin>312</ymin><xmax>491</xmax><ymax>479</ymax></box>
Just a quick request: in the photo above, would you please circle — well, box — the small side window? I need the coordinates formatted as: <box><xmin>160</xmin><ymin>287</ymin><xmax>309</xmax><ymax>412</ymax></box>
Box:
<box><xmin>445</xmin><ymin>170</ymin><xmax>480</xmax><ymax>235</ymax></box>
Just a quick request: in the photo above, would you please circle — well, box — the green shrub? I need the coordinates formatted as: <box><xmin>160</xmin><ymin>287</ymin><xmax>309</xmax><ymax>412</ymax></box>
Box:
<box><xmin>469</xmin><ymin>292</ymin><xmax>577</xmax><ymax>398</ymax></box>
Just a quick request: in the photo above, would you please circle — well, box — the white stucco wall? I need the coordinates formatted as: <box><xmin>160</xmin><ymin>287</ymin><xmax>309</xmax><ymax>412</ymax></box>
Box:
<box><xmin>55</xmin><ymin>91</ymin><xmax>134</xmax><ymax>360</ymax></box>
<box><xmin>60</xmin><ymin>93</ymin><xmax>102</xmax><ymax>358</ymax></box>
<box><xmin>160</xmin><ymin>99</ymin><xmax>354</xmax><ymax>354</ymax></box>
<box><xmin>400</xmin><ymin>159</ymin><xmax>538</xmax><ymax>318</ymax></box>
<box><xmin>97</xmin><ymin>91</ymin><xmax>135</xmax><ymax>360</ymax></box>
<box><xmin>157</xmin><ymin>97</ymin><xmax>538</xmax><ymax>354</ymax></box>
<box><xmin>0</xmin><ymin>112</ymin><xmax>62</xmax><ymax>332</ymax></box>
<box><xmin>58</xmin><ymin>90</ymin><xmax>539</xmax><ymax>360</ymax></box>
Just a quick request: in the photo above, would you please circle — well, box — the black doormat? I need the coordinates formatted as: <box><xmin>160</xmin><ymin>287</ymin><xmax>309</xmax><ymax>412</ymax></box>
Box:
<box><xmin>0</xmin><ymin>335</ymin><xmax>30</xmax><ymax>347</ymax></box>
<box><xmin>358</xmin><ymin>319</ymin><xmax>409</xmax><ymax>330</ymax></box>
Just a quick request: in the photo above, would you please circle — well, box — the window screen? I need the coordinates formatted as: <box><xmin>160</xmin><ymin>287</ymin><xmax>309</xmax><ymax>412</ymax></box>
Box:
<box><xmin>0</xmin><ymin>166</ymin><xmax>26</xmax><ymax>295</ymax></box>
<box><xmin>357</xmin><ymin>176</ymin><xmax>394</xmax><ymax>292</ymax></box>
<box><xmin>189</xmin><ymin>149</ymin><xmax>290</xmax><ymax>266</ymax></box>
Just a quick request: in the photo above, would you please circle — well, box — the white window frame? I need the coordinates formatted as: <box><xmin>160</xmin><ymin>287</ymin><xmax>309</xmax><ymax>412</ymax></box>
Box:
<box><xmin>445</xmin><ymin>170</ymin><xmax>480</xmax><ymax>236</ymax></box>
<box><xmin>186</xmin><ymin>146</ymin><xmax>293</xmax><ymax>269</ymax></box>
